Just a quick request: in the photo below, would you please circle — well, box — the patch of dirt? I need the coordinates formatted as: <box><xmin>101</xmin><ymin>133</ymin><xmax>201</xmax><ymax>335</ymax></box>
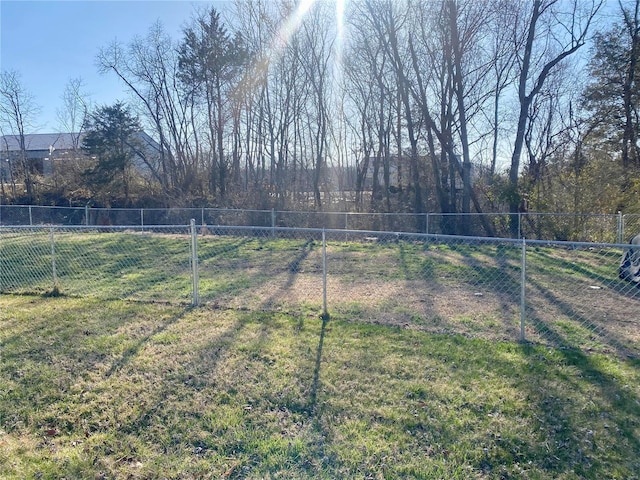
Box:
<box><xmin>205</xmin><ymin>270</ymin><xmax>640</xmax><ymax>357</ymax></box>
<box><xmin>213</xmin><ymin>273</ymin><xmax>519</xmax><ymax>341</ymax></box>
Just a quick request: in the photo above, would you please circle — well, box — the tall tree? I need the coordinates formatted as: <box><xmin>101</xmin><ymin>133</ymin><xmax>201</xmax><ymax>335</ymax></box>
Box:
<box><xmin>56</xmin><ymin>77</ymin><xmax>90</xmax><ymax>149</ymax></box>
<box><xmin>583</xmin><ymin>0</ymin><xmax>640</xmax><ymax>182</ymax></box>
<box><xmin>363</xmin><ymin>0</ymin><xmax>425</xmax><ymax>223</ymax></box>
<box><xmin>178</xmin><ymin>6</ymin><xmax>248</xmax><ymax>199</ymax></box>
<box><xmin>82</xmin><ymin>102</ymin><xmax>142</xmax><ymax>206</ymax></box>
<box><xmin>507</xmin><ymin>0</ymin><xmax>601</xmax><ymax>235</ymax></box>
<box><xmin>97</xmin><ymin>22</ymin><xmax>198</xmax><ymax>201</ymax></box>
<box><xmin>0</xmin><ymin>70</ymin><xmax>40</xmax><ymax>201</ymax></box>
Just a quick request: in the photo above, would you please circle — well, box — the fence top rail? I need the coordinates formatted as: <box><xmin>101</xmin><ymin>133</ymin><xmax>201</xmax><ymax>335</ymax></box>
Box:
<box><xmin>0</xmin><ymin>224</ymin><xmax>188</xmax><ymax>231</ymax></box>
<box><xmin>2</xmin><ymin>223</ymin><xmax>636</xmax><ymax>250</ymax></box>
<box><xmin>518</xmin><ymin>212</ymin><xmax>620</xmax><ymax>218</ymax></box>
<box><xmin>0</xmin><ymin>204</ymin><xmax>632</xmax><ymax>218</ymax></box>
<box><xmin>524</xmin><ymin>237</ymin><xmax>636</xmax><ymax>250</ymax></box>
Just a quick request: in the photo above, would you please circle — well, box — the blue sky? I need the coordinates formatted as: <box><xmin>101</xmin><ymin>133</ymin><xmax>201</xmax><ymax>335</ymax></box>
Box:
<box><xmin>0</xmin><ymin>0</ymin><xmax>221</xmax><ymax>133</ymax></box>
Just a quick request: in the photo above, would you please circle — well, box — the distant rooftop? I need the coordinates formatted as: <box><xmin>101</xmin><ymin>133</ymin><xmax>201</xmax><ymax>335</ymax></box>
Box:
<box><xmin>1</xmin><ymin>132</ymin><xmax>160</xmax><ymax>154</ymax></box>
<box><xmin>1</xmin><ymin>133</ymin><xmax>83</xmax><ymax>152</ymax></box>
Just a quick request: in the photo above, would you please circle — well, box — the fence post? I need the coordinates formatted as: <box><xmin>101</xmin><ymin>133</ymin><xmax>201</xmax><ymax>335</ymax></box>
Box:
<box><xmin>29</xmin><ymin>206</ymin><xmax>33</xmax><ymax>226</ymax></box>
<box><xmin>322</xmin><ymin>229</ymin><xmax>329</xmax><ymax>320</ymax></box>
<box><xmin>617</xmin><ymin>211</ymin><xmax>624</xmax><ymax>243</ymax></box>
<box><xmin>140</xmin><ymin>209</ymin><xmax>144</xmax><ymax>231</ymax></box>
<box><xmin>520</xmin><ymin>238</ymin><xmax>526</xmax><ymax>342</ymax></box>
<box><xmin>50</xmin><ymin>227</ymin><xmax>58</xmax><ymax>292</ymax></box>
<box><xmin>271</xmin><ymin>209</ymin><xmax>276</xmax><ymax>237</ymax></box>
<box><xmin>425</xmin><ymin>213</ymin><xmax>429</xmax><ymax>234</ymax></box>
<box><xmin>190</xmin><ymin>219</ymin><xmax>200</xmax><ymax>307</ymax></box>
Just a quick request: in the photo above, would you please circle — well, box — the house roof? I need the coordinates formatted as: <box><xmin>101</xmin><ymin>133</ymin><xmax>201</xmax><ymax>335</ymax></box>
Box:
<box><xmin>1</xmin><ymin>132</ymin><xmax>161</xmax><ymax>154</ymax></box>
<box><xmin>1</xmin><ymin>133</ymin><xmax>83</xmax><ymax>152</ymax></box>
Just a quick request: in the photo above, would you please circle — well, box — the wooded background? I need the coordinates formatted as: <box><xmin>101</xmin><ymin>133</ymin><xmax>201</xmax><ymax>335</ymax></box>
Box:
<box><xmin>2</xmin><ymin>0</ymin><xmax>639</xmax><ymax>237</ymax></box>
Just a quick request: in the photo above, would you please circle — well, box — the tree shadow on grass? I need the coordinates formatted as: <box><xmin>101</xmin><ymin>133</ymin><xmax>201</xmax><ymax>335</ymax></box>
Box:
<box><xmin>525</xmin><ymin>273</ymin><xmax>639</xmax><ymax>359</ymax></box>
<box><xmin>197</xmin><ymin>237</ymin><xmax>255</xmax><ymax>264</ymax></box>
<box><xmin>396</xmin><ymin>240</ymin><xmax>522</xmax><ymax>338</ymax></box>
<box><xmin>259</xmin><ymin>239</ymin><xmax>316</xmax><ymax>310</ymax></box>
<box><xmin>0</xmin><ymin>297</ymin><xmax>177</xmax><ymax>371</ymax></box>
<box><xmin>103</xmin><ymin>306</ymin><xmax>192</xmax><ymax>378</ymax></box>
<box><xmin>309</xmin><ymin>314</ymin><xmax>329</xmax><ymax>414</ymax></box>
<box><xmin>532</xmin><ymin>248</ymin><xmax>640</xmax><ymax>299</ymax></box>
<box><xmin>502</xmin><ymin>342</ymin><xmax>640</xmax><ymax>477</ymax></box>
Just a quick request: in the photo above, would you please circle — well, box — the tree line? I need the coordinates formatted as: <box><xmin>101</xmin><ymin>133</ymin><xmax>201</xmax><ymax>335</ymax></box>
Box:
<box><xmin>2</xmin><ymin>0</ymin><xmax>640</xmax><ymax>235</ymax></box>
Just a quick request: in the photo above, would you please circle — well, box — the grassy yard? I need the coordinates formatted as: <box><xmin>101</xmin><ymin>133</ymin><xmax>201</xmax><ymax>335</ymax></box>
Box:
<box><xmin>3</xmin><ymin>230</ymin><xmax>639</xmax><ymax>357</ymax></box>
<box><xmin>1</xmin><ymin>295</ymin><xmax>639</xmax><ymax>479</ymax></box>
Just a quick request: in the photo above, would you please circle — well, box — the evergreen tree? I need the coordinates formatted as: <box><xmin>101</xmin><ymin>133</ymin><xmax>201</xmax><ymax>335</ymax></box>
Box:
<box><xmin>583</xmin><ymin>3</ymin><xmax>640</xmax><ymax>176</ymax></box>
<box><xmin>82</xmin><ymin>102</ymin><xmax>142</xmax><ymax>206</ymax></box>
<box><xmin>178</xmin><ymin>6</ymin><xmax>248</xmax><ymax>198</ymax></box>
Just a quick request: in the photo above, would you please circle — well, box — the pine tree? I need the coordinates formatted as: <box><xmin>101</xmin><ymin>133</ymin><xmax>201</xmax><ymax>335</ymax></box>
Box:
<box><xmin>82</xmin><ymin>102</ymin><xmax>142</xmax><ymax>205</ymax></box>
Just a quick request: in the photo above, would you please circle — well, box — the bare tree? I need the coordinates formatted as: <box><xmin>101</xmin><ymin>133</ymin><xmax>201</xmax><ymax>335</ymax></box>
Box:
<box><xmin>507</xmin><ymin>0</ymin><xmax>602</xmax><ymax>234</ymax></box>
<box><xmin>179</xmin><ymin>6</ymin><xmax>248</xmax><ymax>200</ymax></box>
<box><xmin>97</xmin><ymin>22</ymin><xmax>200</xmax><ymax>202</ymax></box>
<box><xmin>299</xmin><ymin>2</ymin><xmax>334</xmax><ymax>210</ymax></box>
<box><xmin>362</xmin><ymin>0</ymin><xmax>425</xmax><ymax>224</ymax></box>
<box><xmin>404</xmin><ymin>0</ymin><xmax>496</xmax><ymax>233</ymax></box>
<box><xmin>343</xmin><ymin>26</ymin><xmax>386</xmax><ymax>211</ymax></box>
<box><xmin>0</xmin><ymin>70</ymin><xmax>40</xmax><ymax>201</ymax></box>
<box><xmin>56</xmin><ymin>77</ymin><xmax>90</xmax><ymax>149</ymax></box>
<box><xmin>486</xmin><ymin>0</ymin><xmax>519</xmax><ymax>177</ymax></box>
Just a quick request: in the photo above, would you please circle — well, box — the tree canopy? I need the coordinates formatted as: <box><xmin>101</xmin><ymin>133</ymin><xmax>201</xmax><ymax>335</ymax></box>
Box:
<box><xmin>82</xmin><ymin>102</ymin><xmax>143</xmax><ymax>206</ymax></box>
<box><xmin>3</xmin><ymin>0</ymin><xmax>640</xmax><ymax>235</ymax></box>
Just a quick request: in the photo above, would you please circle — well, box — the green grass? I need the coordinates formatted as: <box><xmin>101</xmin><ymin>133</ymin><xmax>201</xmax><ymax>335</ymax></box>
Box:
<box><xmin>0</xmin><ymin>231</ymin><xmax>194</xmax><ymax>301</ymax></box>
<box><xmin>2</xmin><ymin>231</ymin><xmax>639</xmax><ymax>358</ymax></box>
<box><xmin>1</xmin><ymin>295</ymin><xmax>639</xmax><ymax>479</ymax></box>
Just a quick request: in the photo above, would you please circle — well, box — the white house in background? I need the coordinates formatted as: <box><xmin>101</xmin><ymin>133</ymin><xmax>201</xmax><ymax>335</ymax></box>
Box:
<box><xmin>0</xmin><ymin>132</ymin><xmax>162</xmax><ymax>181</ymax></box>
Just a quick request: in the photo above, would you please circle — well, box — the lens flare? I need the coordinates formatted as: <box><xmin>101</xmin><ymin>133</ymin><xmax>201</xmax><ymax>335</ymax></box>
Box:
<box><xmin>243</xmin><ymin>0</ymin><xmax>319</xmax><ymax>90</ymax></box>
<box><xmin>274</xmin><ymin>0</ymin><xmax>318</xmax><ymax>53</ymax></box>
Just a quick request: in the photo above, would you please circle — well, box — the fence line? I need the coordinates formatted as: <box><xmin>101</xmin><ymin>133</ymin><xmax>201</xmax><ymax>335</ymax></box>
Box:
<box><xmin>1</xmin><ymin>204</ymin><xmax>640</xmax><ymax>242</ymax></box>
<box><xmin>1</xmin><ymin>223</ymin><xmax>639</xmax><ymax>357</ymax></box>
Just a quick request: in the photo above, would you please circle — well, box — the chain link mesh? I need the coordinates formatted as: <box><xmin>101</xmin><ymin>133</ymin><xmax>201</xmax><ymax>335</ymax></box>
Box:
<box><xmin>0</xmin><ymin>226</ymin><xmax>192</xmax><ymax>303</ymax></box>
<box><xmin>1</xmin><ymin>225</ymin><xmax>638</xmax><ymax>356</ymax></box>
<box><xmin>2</xmin><ymin>205</ymin><xmax>639</xmax><ymax>243</ymax></box>
<box><xmin>623</xmin><ymin>214</ymin><xmax>640</xmax><ymax>242</ymax></box>
<box><xmin>524</xmin><ymin>240</ymin><xmax>640</xmax><ymax>356</ymax></box>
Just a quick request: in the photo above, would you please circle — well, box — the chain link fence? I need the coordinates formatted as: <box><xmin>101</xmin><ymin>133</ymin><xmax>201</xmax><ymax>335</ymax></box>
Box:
<box><xmin>2</xmin><ymin>223</ymin><xmax>639</xmax><ymax>357</ymax></box>
<box><xmin>2</xmin><ymin>205</ymin><xmax>640</xmax><ymax>242</ymax></box>
<box><xmin>0</xmin><ymin>225</ymin><xmax>193</xmax><ymax>303</ymax></box>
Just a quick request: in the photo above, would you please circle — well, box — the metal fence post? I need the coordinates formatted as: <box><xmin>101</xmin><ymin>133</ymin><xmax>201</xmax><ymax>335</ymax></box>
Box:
<box><xmin>0</xmin><ymin>226</ymin><xmax>3</xmax><ymax>291</ymax></box>
<box><xmin>520</xmin><ymin>237</ymin><xmax>526</xmax><ymax>342</ymax></box>
<box><xmin>85</xmin><ymin>205</ymin><xmax>89</xmax><ymax>226</ymax></box>
<box><xmin>322</xmin><ymin>229</ymin><xmax>329</xmax><ymax>320</ymax></box>
<box><xmin>29</xmin><ymin>206</ymin><xmax>33</xmax><ymax>226</ymax></box>
<box><xmin>617</xmin><ymin>211</ymin><xmax>624</xmax><ymax>243</ymax></box>
<box><xmin>140</xmin><ymin>209</ymin><xmax>144</xmax><ymax>231</ymax></box>
<box><xmin>50</xmin><ymin>227</ymin><xmax>58</xmax><ymax>291</ymax></box>
<box><xmin>271</xmin><ymin>209</ymin><xmax>276</xmax><ymax>237</ymax></box>
<box><xmin>190</xmin><ymin>219</ymin><xmax>200</xmax><ymax>307</ymax></box>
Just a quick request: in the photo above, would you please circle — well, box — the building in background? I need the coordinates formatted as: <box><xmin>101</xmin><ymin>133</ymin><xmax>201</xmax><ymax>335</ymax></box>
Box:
<box><xmin>0</xmin><ymin>132</ymin><xmax>161</xmax><ymax>181</ymax></box>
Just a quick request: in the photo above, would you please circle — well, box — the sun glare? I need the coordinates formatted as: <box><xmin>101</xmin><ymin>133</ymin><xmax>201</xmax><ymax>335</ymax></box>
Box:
<box><xmin>273</xmin><ymin>0</ymin><xmax>318</xmax><ymax>53</ymax></box>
